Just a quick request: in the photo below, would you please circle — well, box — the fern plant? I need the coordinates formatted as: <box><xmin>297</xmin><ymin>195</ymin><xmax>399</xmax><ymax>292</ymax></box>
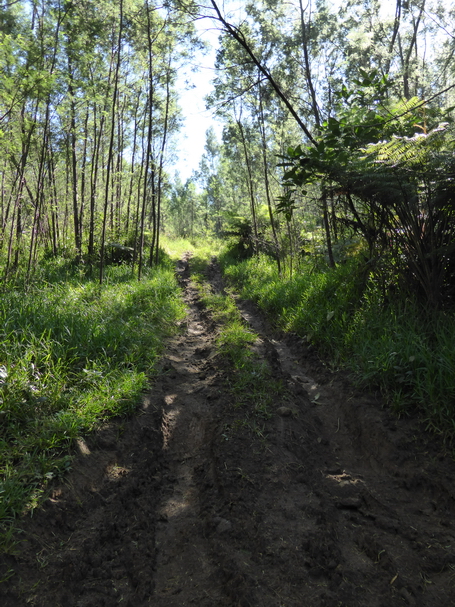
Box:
<box><xmin>356</xmin><ymin>123</ymin><xmax>455</xmax><ymax>308</ymax></box>
<box><xmin>280</xmin><ymin>69</ymin><xmax>455</xmax><ymax>308</ymax></box>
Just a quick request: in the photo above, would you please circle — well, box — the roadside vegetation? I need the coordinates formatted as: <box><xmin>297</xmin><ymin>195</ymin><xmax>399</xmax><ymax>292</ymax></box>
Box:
<box><xmin>2</xmin><ymin>0</ymin><xmax>455</xmax><ymax>547</ymax></box>
<box><xmin>0</xmin><ymin>257</ymin><xmax>185</xmax><ymax>533</ymax></box>
<box><xmin>191</xmin><ymin>259</ymin><xmax>282</xmax><ymax>432</ymax></box>
<box><xmin>220</xmin><ymin>247</ymin><xmax>455</xmax><ymax>438</ymax></box>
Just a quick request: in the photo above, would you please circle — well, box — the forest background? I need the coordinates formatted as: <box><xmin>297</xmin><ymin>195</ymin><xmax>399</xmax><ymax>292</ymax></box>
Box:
<box><xmin>1</xmin><ymin>0</ymin><xmax>455</xmax><ymax>533</ymax></box>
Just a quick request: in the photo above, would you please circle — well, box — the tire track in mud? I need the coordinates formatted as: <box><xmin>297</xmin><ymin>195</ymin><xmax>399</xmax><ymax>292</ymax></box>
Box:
<box><xmin>150</xmin><ymin>256</ymin><xmax>455</xmax><ymax>607</ymax></box>
<box><xmin>205</xmin><ymin>271</ymin><xmax>455</xmax><ymax>607</ymax></box>
<box><xmin>2</xmin><ymin>255</ymin><xmax>455</xmax><ymax>607</ymax></box>
<box><xmin>147</xmin><ymin>255</ymin><xmax>231</xmax><ymax>606</ymax></box>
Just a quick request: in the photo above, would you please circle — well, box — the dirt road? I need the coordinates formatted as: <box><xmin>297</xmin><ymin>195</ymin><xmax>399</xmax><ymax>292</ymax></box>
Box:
<box><xmin>1</xmin><ymin>256</ymin><xmax>455</xmax><ymax>606</ymax></box>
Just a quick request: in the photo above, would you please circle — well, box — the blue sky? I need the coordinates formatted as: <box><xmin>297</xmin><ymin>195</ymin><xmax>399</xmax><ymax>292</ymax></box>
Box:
<box><xmin>173</xmin><ymin>18</ymin><xmax>222</xmax><ymax>182</ymax></box>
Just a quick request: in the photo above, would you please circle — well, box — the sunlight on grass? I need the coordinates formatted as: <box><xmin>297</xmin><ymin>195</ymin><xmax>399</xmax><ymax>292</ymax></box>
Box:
<box><xmin>0</xmin><ymin>263</ymin><xmax>185</xmax><ymax>529</ymax></box>
<box><xmin>161</xmin><ymin>234</ymin><xmax>222</xmax><ymax>265</ymax></box>
<box><xmin>220</xmin><ymin>249</ymin><xmax>455</xmax><ymax>437</ymax></box>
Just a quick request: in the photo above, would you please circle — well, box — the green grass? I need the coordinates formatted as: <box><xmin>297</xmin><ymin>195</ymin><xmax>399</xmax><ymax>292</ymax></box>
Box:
<box><xmin>161</xmin><ymin>234</ymin><xmax>223</xmax><ymax>269</ymax></box>
<box><xmin>220</xmin><ymin>250</ymin><xmax>455</xmax><ymax>438</ymax></box>
<box><xmin>193</xmin><ymin>273</ymin><xmax>281</xmax><ymax>424</ymax></box>
<box><xmin>0</xmin><ymin>260</ymin><xmax>185</xmax><ymax>531</ymax></box>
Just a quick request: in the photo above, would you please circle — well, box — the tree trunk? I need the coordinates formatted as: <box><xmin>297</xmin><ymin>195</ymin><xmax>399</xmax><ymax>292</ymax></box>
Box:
<box><xmin>321</xmin><ymin>192</ymin><xmax>335</xmax><ymax>268</ymax></box>
<box><xmin>258</xmin><ymin>81</ymin><xmax>281</xmax><ymax>274</ymax></box>
<box><xmin>152</xmin><ymin>52</ymin><xmax>172</xmax><ymax>266</ymax></box>
<box><xmin>298</xmin><ymin>0</ymin><xmax>320</xmax><ymax>128</ymax></box>
<box><xmin>67</xmin><ymin>54</ymin><xmax>81</xmax><ymax>262</ymax></box>
<box><xmin>100</xmin><ymin>0</ymin><xmax>123</xmax><ymax>284</ymax></box>
<box><xmin>402</xmin><ymin>0</ymin><xmax>425</xmax><ymax>99</ymax></box>
<box><xmin>139</xmin><ymin>0</ymin><xmax>156</xmax><ymax>280</ymax></box>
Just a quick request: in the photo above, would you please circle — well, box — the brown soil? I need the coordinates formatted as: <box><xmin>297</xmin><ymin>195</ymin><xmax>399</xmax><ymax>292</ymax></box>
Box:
<box><xmin>1</xmin><ymin>255</ymin><xmax>455</xmax><ymax>607</ymax></box>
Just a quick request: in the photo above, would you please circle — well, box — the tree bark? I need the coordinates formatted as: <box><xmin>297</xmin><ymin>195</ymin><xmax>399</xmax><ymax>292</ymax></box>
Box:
<box><xmin>208</xmin><ymin>0</ymin><xmax>317</xmax><ymax>146</ymax></box>
<box><xmin>100</xmin><ymin>0</ymin><xmax>123</xmax><ymax>284</ymax></box>
<box><xmin>258</xmin><ymin>81</ymin><xmax>281</xmax><ymax>273</ymax></box>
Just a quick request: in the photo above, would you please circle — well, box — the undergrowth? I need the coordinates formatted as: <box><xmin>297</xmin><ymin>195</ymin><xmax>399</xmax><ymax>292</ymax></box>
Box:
<box><xmin>160</xmin><ymin>234</ymin><xmax>222</xmax><ymax>272</ymax></box>
<box><xmin>192</xmin><ymin>271</ymin><xmax>282</xmax><ymax>428</ymax></box>
<box><xmin>0</xmin><ymin>259</ymin><xmax>185</xmax><ymax>534</ymax></box>
<box><xmin>220</xmin><ymin>250</ymin><xmax>455</xmax><ymax>439</ymax></box>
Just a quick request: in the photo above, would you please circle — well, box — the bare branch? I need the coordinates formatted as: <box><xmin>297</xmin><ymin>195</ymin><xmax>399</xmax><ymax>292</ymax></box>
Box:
<box><xmin>206</xmin><ymin>0</ymin><xmax>317</xmax><ymax>146</ymax></box>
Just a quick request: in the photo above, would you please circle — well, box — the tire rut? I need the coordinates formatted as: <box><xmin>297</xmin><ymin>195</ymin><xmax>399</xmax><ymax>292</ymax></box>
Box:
<box><xmin>2</xmin><ymin>255</ymin><xmax>455</xmax><ymax>607</ymax></box>
<box><xmin>148</xmin><ymin>255</ymin><xmax>230</xmax><ymax>606</ymax></box>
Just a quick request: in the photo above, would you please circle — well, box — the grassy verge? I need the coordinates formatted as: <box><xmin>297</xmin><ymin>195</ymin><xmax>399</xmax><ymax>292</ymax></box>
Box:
<box><xmin>220</xmin><ymin>251</ymin><xmax>455</xmax><ymax>438</ymax></box>
<box><xmin>160</xmin><ymin>234</ymin><xmax>222</xmax><ymax>269</ymax></box>
<box><xmin>0</xmin><ymin>259</ymin><xmax>185</xmax><ymax>531</ymax></box>
<box><xmin>192</xmin><ymin>270</ymin><xmax>282</xmax><ymax>427</ymax></box>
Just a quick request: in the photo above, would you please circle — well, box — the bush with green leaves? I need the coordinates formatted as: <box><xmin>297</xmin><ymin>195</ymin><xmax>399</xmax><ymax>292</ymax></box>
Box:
<box><xmin>279</xmin><ymin>70</ymin><xmax>455</xmax><ymax>309</ymax></box>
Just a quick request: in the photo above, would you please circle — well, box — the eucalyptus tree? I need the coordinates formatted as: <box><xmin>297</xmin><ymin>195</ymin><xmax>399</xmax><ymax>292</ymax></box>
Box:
<box><xmin>125</xmin><ymin>0</ymin><xmax>194</xmax><ymax>276</ymax></box>
<box><xmin>206</xmin><ymin>15</ymin><xmax>285</xmax><ymax>250</ymax></box>
<box><xmin>196</xmin><ymin>126</ymin><xmax>225</xmax><ymax>234</ymax></box>
<box><xmin>0</xmin><ymin>0</ymin><xmax>202</xmax><ymax>280</ymax></box>
<box><xmin>0</xmin><ymin>1</ymin><xmax>32</xmax><ymax>268</ymax></box>
<box><xmin>0</xmin><ymin>0</ymin><xmax>67</xmax><ymax>275</ymax></box>
<box><xmin>195</xmin><ymin>0</ymin><xmax>455</xmax><ymax>266</ymax></box>
<box><xmin>99</xmin><ymin>0</ymin><xmax>124</xmax><ymax>282</ymax></box>
<box><xmin>167</xmin><ymin>175</ymin><xmax>203</xmax><ymax>238</ymax></box>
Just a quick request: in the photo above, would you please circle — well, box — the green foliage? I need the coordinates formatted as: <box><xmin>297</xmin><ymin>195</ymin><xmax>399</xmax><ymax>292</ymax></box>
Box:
<box><xmin>279</xmin><ymin>69</ymin><xmax>455</xmax><ymax>308</ymax></box>
<box><xmin>160</xmin><ymin>234</ymin><xmax>223</xmax><ymax>273</ymax></box>
<box><xmin>221</xmin><ymin>250</ymin><xmax>455</xmax><ymax>438</ymax></box>
<box><xmin>222</xmin><ymin>215</ymin><xmax>255</xmax><ymax>260</ymax></box>
<box><xmin>194</xmin><ymin>271</ymin><xmax>280</xmax><ymax>421</ymax></box>
<box><xmin>0</xmin><ymin>0</ymin><xmax>200</xmax><ymax>281</ymax></box>
<box><xmin>0</xmin><ymin>261</ymin><xmax>185</xmax><ymax>528</ymax></box>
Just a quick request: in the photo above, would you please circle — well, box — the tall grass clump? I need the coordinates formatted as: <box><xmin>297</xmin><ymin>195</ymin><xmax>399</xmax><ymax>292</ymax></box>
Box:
<box><xmin>161</xmin><ymin>234</ymin><xmax>222</xmax><ymax>267</ymax></box>
<box><xmin>0</xmin><ymin>260</ymin><xmax>185</xmax><ymax>529</ymax></box>
<box><xmin>220</xmin><ymin>250</ymin><xmax>455</xmax><ymax>437</ymax></box>
<box><xmin>193</xmin><ymin>273</ymin><xmax>279</xmax><ymax>420</ymax></box>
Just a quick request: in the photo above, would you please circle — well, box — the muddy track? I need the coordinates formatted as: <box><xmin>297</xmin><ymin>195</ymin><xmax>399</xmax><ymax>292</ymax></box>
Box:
<box><xmin>1</xmin><ymin>255</ymin><xmax>455</xmax><ymax>607</ymax></box>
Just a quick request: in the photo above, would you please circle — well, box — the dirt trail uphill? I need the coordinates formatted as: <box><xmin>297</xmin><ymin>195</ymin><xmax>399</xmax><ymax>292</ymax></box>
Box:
<box><xmin>2</xmin><ymin>255</ymin><xmax>455</xmax><ymax>607</ymax></box>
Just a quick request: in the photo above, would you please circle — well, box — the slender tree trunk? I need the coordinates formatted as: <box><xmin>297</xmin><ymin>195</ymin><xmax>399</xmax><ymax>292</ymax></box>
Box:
<box><xmin>79</xmin><ymin>106</ymin><xmax>90</xmax><ymax>252</ymax></box>
<box><xmin>115</xmin><ymin>96</ymin><xmax>125</xmax><ymax>240</ymax></box>
<box><xmin>298</xmin><ymin>0</ymin><xmax>320</xmax><ymax>129</ymax></box>
<box><xmin>402</xmin><ymin>0</ymin><xmax>425</xmax><ymax>99</ymax></box>
<box><xmin>385</xmin><ymin>0</ymin><xmax>402</xmax><ymax>75</ymax></box>
<box><xmin>4</xmin><ymin>199</ymin><xmax>17</xmax><ymax>280</ymax></box>
<box><xmin>0</xmin><ymin>171</ymin><xmax>18</xmax><ymax>252</ymax></box>
<box><xmin>11</xmin><ymin>103</ymin><xmax>36</xmax><ymax>270</ymax></box>
<box><xmin>133</xmin><ymin>107</ymin><xmax>148</xmax><ymax>267</ymax></box>
<box><xmin>100</xmin><ymin>0</ymin><xmax>123</xmax><ymax>284</ymax></box>
<box><xmin>48</xmin><ymin>145</ymin><xmax>59</xmax><ymax>255</ymax></box>
<box><xmin>236</xmin><ymin>114</ymin><xmax>258</xmax><ymax>250</ymax></box>
<box><xmin>30</xmin><ymin>94</ymin><xmax>58</xmax><ymax>275</ymax></box>
<box><xmin>0</xmin><ymin>166</ymin><xmax>5</xmax><ymax>245</ymax></box>
<box><xmin>67</xmin><ymin>55</ymin><xmax>81</xmax><ymax>262</ymax></box>
<box><xmin>298</xmin><ymin>0</ymin><xmax>335</xmax><ymax>267</ymax></box>
<box><xmin>152</xmin><ymin>53</ymin><xmax>172</xmax><ymax>266</ymax></box>
<box><xmin>286</xmin><ymin>217</ymin><xmax>293</xmax><ymax>278</ymax></box>
<box><xmin>321</xmin><ymin>191</ymin><xmax>335</xmax><ymax>267</ymax></box>
<box><xmin>258</xmin><ymin>81</ymin><xmax>281</xmax><ymax>274</ymax></box>
<box><xmin>126</xmin><ymin>91</ymin><xmax>141</xmax><ymax>237</ymax></box>
<box><xmin>140</xmin><ymin>0</ymin><xmax>156</xmax><ymax>278</ymax></box>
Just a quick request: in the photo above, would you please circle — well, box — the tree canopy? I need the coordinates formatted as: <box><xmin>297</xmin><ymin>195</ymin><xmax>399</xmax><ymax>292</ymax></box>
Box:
<box><xmin>1</xmin><ymin>0</ymin><xmax>455</xmax><ymax>306</ymax></box>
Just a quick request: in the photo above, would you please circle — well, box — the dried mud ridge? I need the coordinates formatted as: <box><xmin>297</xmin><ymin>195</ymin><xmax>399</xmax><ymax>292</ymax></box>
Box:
<box><xmin>2</xmin><ymin>255</ymin><xmax>455</xmax><ymax>607</ymax></box>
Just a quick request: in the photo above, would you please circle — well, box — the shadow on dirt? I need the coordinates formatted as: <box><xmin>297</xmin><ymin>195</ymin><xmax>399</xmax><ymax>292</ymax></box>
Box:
<box><xmin>1</xmin><ymin>255</ymin><xmax>455</xmax><ymax>607</ymax></box>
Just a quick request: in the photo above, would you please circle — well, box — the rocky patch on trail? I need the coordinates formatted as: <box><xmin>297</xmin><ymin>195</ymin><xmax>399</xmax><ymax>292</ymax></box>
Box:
<box><xmin>1</xmin><ymin>255</ymin><xmax>455</xmax><ymax>607</ymax></box>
